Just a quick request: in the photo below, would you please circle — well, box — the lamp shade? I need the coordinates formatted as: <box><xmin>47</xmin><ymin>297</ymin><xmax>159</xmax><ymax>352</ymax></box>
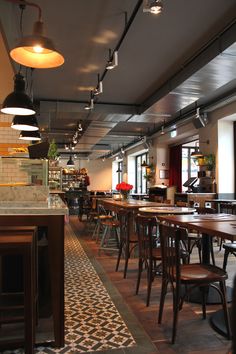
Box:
<box><xmin>141</xmin><ymin>160</ymin><xmax>149</xmax><ymax>167</ymax></box>
<box><xmin>67</xmin><ymin>155</ymin><xmax>74</xmax><ymax>167</ymax></box>
<box><xmin>11</xmin><ymin>115</ymin><xmax>39</xmax><ymax>131</ymax></box>
<box><xmin>10</xmin><ymin>21</ymin><xmax>64</xmax><ymax>69</ymax></box>
<box><xmin>191</xmin><ymin>150</ymin><xmax>204</xmax><ymax>158</ymax></box>
<box><xmin>19</xmin><ymin>130</ymin><xmax>41</xmax><ymax>141</ymax></box>
<box><xmin>1</xmin><ymin>74</ymin><xmax>35</xmax><ymax>115</ymax></box>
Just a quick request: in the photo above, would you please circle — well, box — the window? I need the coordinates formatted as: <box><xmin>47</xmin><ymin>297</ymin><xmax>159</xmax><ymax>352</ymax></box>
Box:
<box><xmin>117</xmin><ymin>161</ymin><xmax>122</xmax><ymax>184</ymax></box>
<box><xmin>135</xmin><ymin>152</ymin><xmax>148</xmax><ymax>194</ymax></box>
<box><xmin>182</xmin><ymin>141</ymin><xmax>198</xmax><ymax>192</ymax></box>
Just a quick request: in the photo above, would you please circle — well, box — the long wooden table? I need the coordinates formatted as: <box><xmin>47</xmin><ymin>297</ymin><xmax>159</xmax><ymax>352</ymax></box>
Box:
<box><xmin>0</xmin><ymin>195</ymin><xmax>68</xmax><ymax>348</ymax></box>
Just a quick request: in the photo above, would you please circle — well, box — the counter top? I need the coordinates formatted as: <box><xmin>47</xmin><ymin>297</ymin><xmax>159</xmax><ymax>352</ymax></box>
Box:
<box><xmin>0</xmin><ymin>194</ymin><xmax>68</xmax><ymax>216</ymax></box>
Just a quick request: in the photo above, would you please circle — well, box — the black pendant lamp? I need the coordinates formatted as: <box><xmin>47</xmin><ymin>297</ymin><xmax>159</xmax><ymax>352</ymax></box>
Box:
<box><xmin>11</xmin><ymin>114</ymin><xmax>39</xmax><ymax>131</ymax></box>
<box><xmin>1</xmin><ymin>74</ymin><xmax>35</xmax><ymax>116</ymax></box>
<box><xmin>67</xmin><ymin>155</ymin><xmax>75</xmax><ymax>167</ymax></box>
<box><xmin>19</xmin><ymin>130</ymin><xmax>41</xmax><ymax>141</ymax></box>
<box><xmin>141</xmin><ymin>160</ymin><xmax>149</xmax><ymax>167</ymax></box>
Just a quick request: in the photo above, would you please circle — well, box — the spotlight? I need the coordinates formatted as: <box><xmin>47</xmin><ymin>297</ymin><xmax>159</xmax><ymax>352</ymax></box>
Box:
<box><xmin>106</xmin><ymin>49</ymin><xmax>118</xmax><ymax>70</ymax></box>
<box><xmin>143</xmin><ymin>0</ymin><xmax>163</xmax><ymax>14</ymax></box>
<box><xmin>84</xmin><ymin>92</ymin><xmax>94</xmax><ymax>110</ymax></box>
<box><xmin>93</xmin><ymin>73</ymin><xmax>103</xmax><ymax>95</ymax></box>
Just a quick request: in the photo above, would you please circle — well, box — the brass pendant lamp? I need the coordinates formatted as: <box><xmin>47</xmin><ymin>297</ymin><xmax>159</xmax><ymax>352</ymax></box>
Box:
<box><xmin>9</xmin><ymin>0</ymin><xmax>64</xmax><ymax>69</ymax></box>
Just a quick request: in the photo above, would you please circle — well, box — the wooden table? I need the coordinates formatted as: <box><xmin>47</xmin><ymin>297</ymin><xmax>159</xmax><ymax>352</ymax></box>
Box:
<box><xmin>0</xmin><ymin>195</ymin><xmax>68</xmax><ymax>348</ymax></box>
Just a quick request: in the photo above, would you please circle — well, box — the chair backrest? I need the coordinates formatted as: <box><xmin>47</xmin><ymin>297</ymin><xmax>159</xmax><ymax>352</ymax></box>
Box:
<box><xmin>196</xmin><ymin>207</ymin><xmax>216</xmax><ymax>214</ymax></box>
<box><xmin>118</xmin><ymin>209</ymin><xmax>130</xmax><ymax>243</ymax></box>
<box><xmin>159</xmin><ymin>223</ymin><xmax>188</xmax><ymax>286</ymax></box>
<box><xmin>135</xmin><ymin>214</ymin><xmax>159</xmax><ymax>260</ymax></box>
<box><xmin>219</xmin><ymin>203</ymin><xmax>233</xmax><ymax>214</ymax></box>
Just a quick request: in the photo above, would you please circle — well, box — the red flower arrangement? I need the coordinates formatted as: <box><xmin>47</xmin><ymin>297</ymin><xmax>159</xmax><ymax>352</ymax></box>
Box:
<box><xmin>116</xmin><ymin>182</ymin><xmax>133</xmax><ymax>192</ymax></box>
<box><xmin>116</xmin><ymin>182</ymin><xmax>133</xmax><ymax>200</ymax></box>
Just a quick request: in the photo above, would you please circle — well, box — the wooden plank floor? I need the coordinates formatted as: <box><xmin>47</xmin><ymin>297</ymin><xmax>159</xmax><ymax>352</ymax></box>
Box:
<box><xmin>71</xmin><ymin>216</ymin><xmax>234</xmax><ymax>354</ymax></box>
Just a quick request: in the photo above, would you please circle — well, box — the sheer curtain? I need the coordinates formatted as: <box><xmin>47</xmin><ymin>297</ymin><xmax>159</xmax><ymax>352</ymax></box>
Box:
<box><xmin>169</xmin><ymin>145</ymin><xmax>182</xmax><ymax>192</ymax></box>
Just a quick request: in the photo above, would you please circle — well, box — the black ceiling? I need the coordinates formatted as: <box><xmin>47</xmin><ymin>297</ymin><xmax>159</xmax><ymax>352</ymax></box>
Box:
<box><xmin>1</xmin><ymin>0</ymin><xmax>236</xmax><ymax>159</ymax></box>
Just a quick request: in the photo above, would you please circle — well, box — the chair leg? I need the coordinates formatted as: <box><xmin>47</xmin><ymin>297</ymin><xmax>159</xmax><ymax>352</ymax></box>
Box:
<box><xmin>172</xmin><ymin>288</ymin><xmax>180</xmax><ymax>344</ymax></box>
<box><xmin>158</xmin><ymin>278</ymin><xmax>168</xmax><ymax>324</ymax></box>
<box><xmin>219</xmin><ymin>281</ymin><xmax>231</xmax><ymax>340</ymax></box>
<box><xmin>210</xmin><ymin>239</ymin><xmax>215</xmax><ymax>266</ymax></box>
<box><xmin>201</xmin><ymin>287</ymin><xmax>207</xmax><ymax>319</ymax></box>
<box><xmin>115</xmin><ymin>241</ymin><xmax>123</xmax><ymax>272</ymax></box>
<box><xmin>136</xmin><ymin>258</ymin><xmax>143</xmax><ymax>295</ymax></box>
<box><xmin>223</xmin><ymin>249</ymin><xmax>230</xmax><ymax>271</ymax></box>
<box><xmin>123</xmin><ymin>242</ymin><xmax>129</xmax><ymax>279</ymax></box>
<box><xmin>146</xmin><ymin>263</ymin><xmax>152</xmax><ymax>307</ymax></box>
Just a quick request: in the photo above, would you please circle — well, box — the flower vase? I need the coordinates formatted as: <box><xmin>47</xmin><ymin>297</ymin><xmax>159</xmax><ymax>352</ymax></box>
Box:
<box><xmin>121</xmin><ymin>192</ymin><xmax>129</xmax><ymax>201</ymax></box>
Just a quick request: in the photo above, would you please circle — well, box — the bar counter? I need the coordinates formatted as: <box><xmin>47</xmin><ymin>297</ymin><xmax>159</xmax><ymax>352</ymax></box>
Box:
<box><xmin>0</xmin><ymin>194</ymin><xmax>68</xmax><ymax>348</ymax></box>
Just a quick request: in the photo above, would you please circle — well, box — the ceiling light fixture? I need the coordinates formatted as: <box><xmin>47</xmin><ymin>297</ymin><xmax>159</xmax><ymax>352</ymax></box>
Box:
<box><xmin>84</xmin><ymin>91</ymin><xmax>94</xmax><ymax>110</ymax></box>
<box><xmin>106</xmin><ymin>49</ymin><xmax>118</xmax><ymax>70</ymax></box>
<box><xmin>1</xmin><ymin>73</ymin><xmax>35</xmax><ymax>116</ymax></box>
<box><xmin>143</xmin><ymin>0</ymin><xmax>163</xmax><ymax>14</ymax></box>
<box><xmin>191</xmin><ymin>140</ymin><xmax>210</xmax><ymax>158</ymax></box>
<box><xmin>141</xmin><ymin>160</ymin><xmax>149</xmax><ymax>168</ymax></box>
<box><xmin>19</xmin><ymin>130</ymin><xmax>41</xmax><ymax>141</ymax></box>
<box><xmin>9</xmin><ymin>0</ymin><xmax>64</xmax><ymax>69</ymax></box>
<box><xmin>93</xmin><ymin>73</ymin><xmax>103</xmax><ymax>96</ymax></box>
<box><xmin>78</xmin><ymin>122</ymin><xmax>83</xmax><ymax>131</ymax></box>
<box><xmin>67</xmin><ymin>155</ymin><xmax>75</xmax><ymax>167</ymax></box>
<box><xmin>11</xmin><ymin>114</ymin><xmax>39</xmax><ymax>131</ymax></box>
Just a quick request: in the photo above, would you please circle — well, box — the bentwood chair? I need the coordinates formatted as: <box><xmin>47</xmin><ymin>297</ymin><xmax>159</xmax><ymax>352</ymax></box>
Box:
<box><xmin>158</xmin><ymin>223</ymin><xmax>231</xmax><ymax>344</ymax></box>
<box><xmin>135</xmin><ymin>214</ymin><xmax>162</xmax><ymax>306</ymax></box>
<box><xmin>115</xmin><ymin>209</ymin><xmax>138</xmax><ymax>278</ymax></box>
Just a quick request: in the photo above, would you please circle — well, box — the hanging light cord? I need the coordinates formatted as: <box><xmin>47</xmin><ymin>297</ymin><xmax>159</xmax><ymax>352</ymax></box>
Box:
<box><xmin>5</xmin><ymin>0</ymin><xmax>42</xmax><ymax>21</ymax></box>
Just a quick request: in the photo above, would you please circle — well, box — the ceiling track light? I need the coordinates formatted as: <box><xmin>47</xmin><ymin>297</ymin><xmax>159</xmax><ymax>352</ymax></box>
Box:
<box><xmin>1</xmin><ymin>73</ymin><xmax>35</xmax><ymax>115</ymax></box>
<box><xmin>143</xmin><ymin>0</ymin><xmax>163</xmax><ymax>14</ymax></box>
<box><xmin>77</xmin><ymin>122</ymin><xmax>83</xmax><ymax>131</ymax></box>
<box><xmin>84</xmin><ymin>91</ymin><xmax>94</xmax><ymax>110</ymax></box>
<box><xmin>11</xmin><ymin>114</ymin><xmax>39</xmax><ymax>131</ymax></box>
<box><xmin>19</xmin><ymin>130</ymin><xmax>41</xmax><ymax>141</ymax></box>
<box><xmin>93</xmin><ymin>73</ymin><xmax>103</xmax><ymax>96</ymax></box>
<box><xmin>106</xmin><ymin>49</ymin><xmax>118</xmax><ymax>70</ymax></box>
<box><xmin>8</xmin><ymin>0</ymin><xmax>64</xmax><ymax>68</ymax></box>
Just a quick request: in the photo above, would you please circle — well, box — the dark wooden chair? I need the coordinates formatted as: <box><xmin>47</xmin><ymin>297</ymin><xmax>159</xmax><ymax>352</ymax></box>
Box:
<box><xmin>135</xmin><ymin>214</ymin><xmax>162</xmax><ymax>306</ymax></box>
<box><xmin>187</xmin><ymin>207</ymin><xmax>216</xmax><ymax>264</ymax></box>
<box><xmin>158</xmin><ymin>223</ymin><xmax>231</xmax><ymax>344</ymax></box>
<box><xmin>222</xmin><ymin>242</ymin><xmax>236</xmax><ymax>270</ymax></box>
<box><xmin>115</xmin><ymin>209</ymin><xmax>138</xmax><ymax>278</ymax></box>
<box><xmin>0</xmin><ymin>227</ymin><xmax>37</xmax><ymax>354</ymax></box>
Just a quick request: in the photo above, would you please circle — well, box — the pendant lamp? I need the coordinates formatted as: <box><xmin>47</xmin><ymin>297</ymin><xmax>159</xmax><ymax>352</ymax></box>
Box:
<box><xmin>10</xmin><ymin>20</ymin><xmax>64</xmax><ymax>69</ymax></box>
<box><xmin>67</xmin><ymin>155</ymin><xmax>75</xmax><ymax>167</ymax></box>
<box><xmin>141</xmin><ymin>160</ymin><xmax>149</xmax><ymax>167</ymax></box>
<box><xmin>1</xmin><ymin>74</ymin><xmax>35</xmax><ymax>116</ymax></box>
<box><xmin>19</xmin><ymin>130</ymin><xmax>41</xmax><ymax>141</ymax></box>
<box><xmin>11</xmin><ymin>114</ymin><xmax>39</xmax><ymax>131</ymax></box>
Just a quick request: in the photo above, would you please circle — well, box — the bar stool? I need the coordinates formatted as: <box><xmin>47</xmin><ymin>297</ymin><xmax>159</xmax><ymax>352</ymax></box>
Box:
<box><xmin>98</xmin><ymin>218</ymin><xmax>120</xmax><ymax>254</ymax></box>
<box><xmin>0</xmin><ymin>227</ymin><xmax>37</xmax><ymax>354</ymax></box>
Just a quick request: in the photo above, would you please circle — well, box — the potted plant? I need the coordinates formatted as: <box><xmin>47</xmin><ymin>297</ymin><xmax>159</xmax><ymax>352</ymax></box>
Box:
<box><xmin>204</xmin><ymin>154</ymin><xmax>215</xmax><ymax>176</ymax></box>
<box><xmin>48</xmin><ymin>139</ymin><xmax>59</xmax><ymax>166</ymax></box>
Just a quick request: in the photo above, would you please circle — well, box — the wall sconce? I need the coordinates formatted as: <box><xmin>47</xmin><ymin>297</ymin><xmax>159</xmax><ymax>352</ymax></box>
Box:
<box><xmin>1</xmin><ymin>73</ymin><xmax>35</xmax><ymax>116</ymax></box>
<box><xmin>9</xmin><ymin>0</ymin><xmax>64</xmax><ymax>69</ymax></box>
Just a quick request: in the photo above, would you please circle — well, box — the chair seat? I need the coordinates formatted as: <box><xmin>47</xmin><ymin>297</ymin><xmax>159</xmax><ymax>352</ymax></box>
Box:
<box><xmin>223</xmin><ymin>243</ymin><xmax>236</xmax><ymax>251</ymax></box>
<box><xmin>180</xmin><ymin>263</ymin><xmax>228</xmax><ymax>283</ymax></box>
<box><xmin>153</xmin><ymin>247</ymin><xmax>162</xmax><ymax>259</ymax></box>
<box><xmin>101</xmin><ymin>219</ymin><xmax>120</xmax><ymax>227</ymax></box>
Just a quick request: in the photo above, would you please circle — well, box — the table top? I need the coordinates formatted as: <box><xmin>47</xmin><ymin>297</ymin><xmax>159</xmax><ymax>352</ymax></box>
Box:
<box><xmin>186</xmin><ymin>220</ymin><xmax>236</xmax><ymax>241</ymax></box>
<box><xmin>99</xmin><ymin>198</ymin><xmax>172</xmax><ymax>210</ymax></box>
<box><xmin>206</xmin><ymin>199</ymin><xmax>236</xmax><ymax>203</ymax></box>
<box><xmin>138</xmin><ymin>206</ymin><xmax>195</xmax><ymax>214</ymax></box>
<box><xmin>158</xmin><ymin>213</ymin><xmax>236</xmax><ymax>226</ymax></box>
